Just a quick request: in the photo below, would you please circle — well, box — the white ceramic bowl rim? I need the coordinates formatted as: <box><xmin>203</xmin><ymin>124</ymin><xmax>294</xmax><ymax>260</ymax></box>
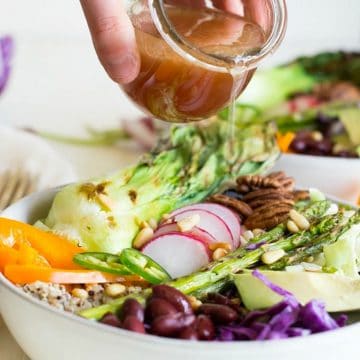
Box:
<box><xmin>281</xmin><ymin>153</ymin><xmax>360</xmax><ymax>162</ymax></box>
<box><xmin>0</xmin><ymin>189</ymin><xmax>359</xmax><ymax>351</ymax></box>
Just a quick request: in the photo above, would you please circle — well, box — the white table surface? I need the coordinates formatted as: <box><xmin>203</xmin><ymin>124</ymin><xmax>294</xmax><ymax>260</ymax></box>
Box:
<box><xmin>0</xmin><ymin>0</ymin><xmax>359</xmax><ymax>358</ymax></box>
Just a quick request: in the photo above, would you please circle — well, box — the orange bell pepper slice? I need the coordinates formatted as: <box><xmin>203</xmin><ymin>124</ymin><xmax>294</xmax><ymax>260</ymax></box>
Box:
<box><xmin>0</xmin><ymin>218</ymin><xmax>83</xmax><ymax>269</ymax></box>
<box><xmin>276</xmin><ymin>131</ymin><xmax>296</xmax><ymax>153</ymax></box>
<box><xmin>16</xmin><ymin>243</ymin><xmax>50</xmax><ymax>267</ymax></box>
<box><xmin>4</xmin><ymin>265</ymin><xmax>146</xmax><ymax>285</ymax></box>
<box><xmin>0</xmin><ymin>247</ymin><xmax>19</xmax><ymax>272</ymax></box>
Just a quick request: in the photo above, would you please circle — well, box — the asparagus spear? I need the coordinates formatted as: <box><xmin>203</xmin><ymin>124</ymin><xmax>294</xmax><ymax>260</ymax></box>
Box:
<box><xmin>227</xmin><ymin>199</ymin><xmax>332</xmax><ymax>261</ymax></box>
<box><xmin>267</xmin><ymin>211</ymin><xmax>360</xmax><ymax>270</ymax></box>
<box><xmin>80</xmin><ymin>201</ymin><xmax>338</xmax><ymax>320</ymax></box>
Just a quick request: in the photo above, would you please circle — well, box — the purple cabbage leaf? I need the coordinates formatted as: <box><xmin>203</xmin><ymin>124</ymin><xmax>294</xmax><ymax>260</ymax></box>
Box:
<box><xmin>218</xmin><ymin>270</ymin><xmax>347</xmax><ymax>341</ymax></box>
<box><xmin>0</xmin><ymin>35</ymin><xmax>14</xmax><ymax>95</ymax></box>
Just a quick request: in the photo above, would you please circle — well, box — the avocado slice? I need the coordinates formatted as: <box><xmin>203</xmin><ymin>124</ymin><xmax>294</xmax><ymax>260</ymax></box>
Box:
<box><xmin>340</xmin><ymin>108</ymin><xmax>360</xmax><ymax>146</ymax></box>
<box><xmin>234</xmin><ymin>271</ymin><xmax>360</xmax><ymax>312</ymax></box>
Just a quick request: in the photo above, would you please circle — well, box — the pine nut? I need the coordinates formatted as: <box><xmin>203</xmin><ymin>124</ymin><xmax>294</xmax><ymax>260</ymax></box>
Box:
<box><xmin>105</xmin><ymin>283</ymin><xmax>127</xmax><ymax>298</ymax></box>
<box><xmin>187</xmin><ymin>295</ymin><xmax>202</xmax><ymax>311</ymax></box>
<box><xmin>301</xmin><ymin>262</ymin><xmax>322</xmax><ymax>272</ymax></box>
<box><xmin>239</xmin><ymin>235</ymin><xmax>247</xmax><ymax>246</ymax></box>
<box><xmin>209</xmin><ymin>242</ymin><xmax>232</xmax><ymax>251</ymax></box>
<box><xmin>148</xmin><ymin>218</ymin><xmax>158</xmax><ymax>230</ymax></box>
<box><xmin>261</xmin><ymin>249</ymin><xmax>286</xmax><ymax>265</ymax></box>
<box><xmin>253</xmin><ymin>228</ymin><xmax>265</xmax><ymax>236</ymax></box>
<box><xmin>139</xmin><ymin>220</ymin><xmax>150</xmax><ymax>229</ymax></box>
<box><xmin>133</xmin><ymin>227</ymin><xmax>154</xmax><ymax>249</ymax></box>
<box><xmin>177</xmin><ymin>214</ymin><xmax>200</xmax><ymax>232</ymax></box>
<box><xmin>71</xmin><ymin>288</ymin><xmax>88</xmax><ymax>300</ymax></box>
<box><xmin>162</xmin><ymin>213</ymin><xmax>171</xmax><ymax>221</ymax></box>
<box><xmin>311</xmin><ymin>131</ymin><xmax>323</xmax><ymax>141</ymax></box>
<box><xmin>289</xmin><ymin>209</ymin><xmax>310</xmax><ymax>230</ymax></box>
<box><xmin>212</xmin><ymin>248</ymin><xmax>228</xmax><ymax>260</ymax></box>
<box><xmin>243</xmin><ymin>230</ymin><xmax>254</xmax><ymax>241</ymax></box>
<box><xmin>287</xmin><ymin>220</ymin><xmax>300</xmax><ymax>233</ymax></box>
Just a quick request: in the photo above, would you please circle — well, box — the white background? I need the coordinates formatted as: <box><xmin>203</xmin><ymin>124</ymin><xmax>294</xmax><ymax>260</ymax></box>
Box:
<box><xmin>0</xmin><ymin>0</ymin><xmax>359</xmax><ymax>178</ymax></box>
<box><xmin>0</xmin><ymin>1</ymin><xmax>359</xmax><ymax>358</ymax></box>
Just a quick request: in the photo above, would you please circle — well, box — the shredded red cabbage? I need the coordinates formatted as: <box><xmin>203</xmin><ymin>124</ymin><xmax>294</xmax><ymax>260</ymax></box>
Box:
<box><xmin>218</xmin><ymin>270</ymin><xmax>347</xmax><ymax>341</ymax></box>
<box><xmin>245</xmin><ymin>241</ymin><xmax>266</xmax><ymax>250</ymax></box>
<box><xmin>0</xmin><ymin>36</ymin><xmax>13</xmax><ymax>94</ymax></box>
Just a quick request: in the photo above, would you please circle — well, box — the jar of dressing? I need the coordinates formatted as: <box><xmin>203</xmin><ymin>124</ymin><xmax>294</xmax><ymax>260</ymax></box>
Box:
<box><xmin>122</xmin><ymin>0</ymin><xmax>287</xmax><ymax>123</ymax></box>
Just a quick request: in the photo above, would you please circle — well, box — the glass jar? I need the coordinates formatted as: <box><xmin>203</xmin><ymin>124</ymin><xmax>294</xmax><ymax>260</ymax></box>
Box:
<box><xmin>122</xmin><ymin>0</ymin><xmax>287</xmax><ymax>123</ymax></box>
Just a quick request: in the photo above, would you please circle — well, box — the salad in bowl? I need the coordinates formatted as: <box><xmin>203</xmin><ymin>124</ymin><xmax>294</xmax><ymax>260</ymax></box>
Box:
<box><xmin>235</xmin><ymin>51</ymin><xmax>360</xmax><ymax>158</ymax></box>
<box><xmin>0</xmin><ymin>114</ymin><xmax>359</xmax><ymax>360</ymax></box>
<box><xmin>229</xmin><ymin>51</ymin><xmax>360</xmax><ymax>204</ymax></box>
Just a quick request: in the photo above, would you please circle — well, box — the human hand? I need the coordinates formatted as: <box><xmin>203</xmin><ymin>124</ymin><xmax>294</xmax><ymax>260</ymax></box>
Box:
<box><xmin>80</xmin><ymin>1</ymin><xmax>267</xmax><ymax>84</ymax></box>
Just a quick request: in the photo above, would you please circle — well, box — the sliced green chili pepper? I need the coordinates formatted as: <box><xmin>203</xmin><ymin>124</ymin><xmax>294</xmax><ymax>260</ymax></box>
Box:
<box><xmin>119</xmin><ymin>248</ymin><xmax>171</xmax><ymax>284</ymax></box>
<box><xmin>73</xmin><ymin>252</ymin><xmax>132</xmax><ymax>275</ymax></box>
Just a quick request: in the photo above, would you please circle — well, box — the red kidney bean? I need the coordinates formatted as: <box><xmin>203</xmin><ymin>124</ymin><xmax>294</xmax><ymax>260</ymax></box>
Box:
<box><xmin>194</xmin><ymin>315</ymin><xmax>215</xmax><ymax>341</ymax></box>
<box><xmin>179</xmin><ymin>326</ymin><xmax>199</xmax><ymax>340</ymax></box>
<box><xmin>310</xmin><ymin>138</ymin><xmax>332</xmax><ymax>155</ymax></box>
<box><xmin>198</xmin><ymin>303</ymin><xmax>238</xmax><ymax>324</ymax></box>
<box><xmin>122</xmin><ymin>315</ymin><xmax>146</xmax><ymax>334</ymax></box>
<box><xmin>121</xmin><ymin>298</ymin><xmax>144</xmax><ymax>322</ymax></box>
<box><xmin>290</xmin><ymin>138</ymin><xmax>307</xmax><ymax>153</ymax></box>
<box><xmin>151</xmin><ymin>313</ymin><xmax>195</xmax><ymax>337</ymax></box>
<box><xmin>208</xmin><ymin>292</ymin><xmax>245</xmax><ymax>314</ymax></box>
<box><xmin>100</xmin><ymin>313</ymin><xmax>122</xmax><ymax>328</ymax></box>
<box><xmin>207</xmin><ymin>293</ymin><xmax>231</xmax><ymax>306</ymax></box>
<box><xmin>146</xmin><ymin>297</ymin><xmax>178</xmax><ymax>321</ymax></box>
<box><xmin>152</xmin><ymin>285</ymin><xmax>193</xmax><ymax>315</ymax></box>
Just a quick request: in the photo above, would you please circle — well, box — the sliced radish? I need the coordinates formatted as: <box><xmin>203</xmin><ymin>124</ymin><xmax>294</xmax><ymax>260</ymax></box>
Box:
<box><xmin>287</xmin><ymin>95</ymin><xmax>321</xmax><ymax>113</ymax></box>
<box><xmin>169</xmin><ymin>209</ymin><xmax>233</xmax><ymax>249</ymax></box>
<box><xmin>154</xmin><ymin>222</ymin><xmax>216</xmax><ymax>246</ymax></box>
<box><xmin>169</xmin><ymin>203</ymin><xmax>242</xmax><ymax>248</ymax></box>
<box><xmin>142</xmin><ymin>233</ymin><xmax>210</xmax><ymax>278</ymax></box>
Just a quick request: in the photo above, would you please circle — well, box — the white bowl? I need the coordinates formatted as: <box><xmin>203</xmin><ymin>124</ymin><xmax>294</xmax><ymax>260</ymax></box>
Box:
<box><xmin>0</xmin><ymin>189</ymin><xmax>359</xmax><ymax>360</ymax></box>
<box><xmin>273</xmin><ymin>154</ymin><xmax>360</xmax><ymax>204</ymax></box>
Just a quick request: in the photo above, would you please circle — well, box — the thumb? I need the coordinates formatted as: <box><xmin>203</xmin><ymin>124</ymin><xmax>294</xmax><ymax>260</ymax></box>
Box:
<box><xmin>80</xmin><ymin>0</ymin><xmax>140</xmax><ymax>84</ymax></box>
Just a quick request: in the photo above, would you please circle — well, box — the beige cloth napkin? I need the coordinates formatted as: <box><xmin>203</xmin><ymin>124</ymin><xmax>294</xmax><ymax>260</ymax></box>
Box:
<box><xmin>0</xmin><ymin>125</ymin><xmax>77</xmax><ymax>189</ymax></box>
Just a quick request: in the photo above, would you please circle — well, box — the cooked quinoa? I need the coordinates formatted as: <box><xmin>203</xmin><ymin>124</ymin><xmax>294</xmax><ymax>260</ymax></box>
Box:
<box><xmin>20</xmin><ymin>282</ymin><xmax>143</xmax><ymax>313</ymax></box>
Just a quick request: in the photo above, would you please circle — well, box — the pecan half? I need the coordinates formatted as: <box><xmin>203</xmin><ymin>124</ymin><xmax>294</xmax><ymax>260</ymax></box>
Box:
<box><xmin>278</xmin><ymin>178</ymin><xmax>295</xmax><ymax>192</ymax></box>
<box><xmin>243</xmin><ymin>189</ymin><xmax>294</xmax><ymax>203</ymax></box>
<box><xmin>244</xmin><ymin>204</ymin><xmax>291</xmax><ymax>230</ymax></box>
<box><xmin>209</xmin><ymin>194</ymin><xmax>253</xmax><ymax>219</ymax></box>
<box><xmin>250</xmin><ymin>198</ymin><xmax>295</xmax><ymax>211</ymax></box>
<box><xmin>237</xmin><ymin>175</ymin><xmax>281</xmax><ymax>190</ymax></box>
<box><xmin>267</xmin><ymin>171</ymin><xmax>286</xmax><ymax>180</ymax></box>
<box><xmin>293</xmin><ymin>190</ymin><xmax>310</xmax><ymax>202</ymax></box>
<box><xmin>236</xmin><ymin>172</ymin><xmax>295</xmax><ymax>194</ymax></box>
